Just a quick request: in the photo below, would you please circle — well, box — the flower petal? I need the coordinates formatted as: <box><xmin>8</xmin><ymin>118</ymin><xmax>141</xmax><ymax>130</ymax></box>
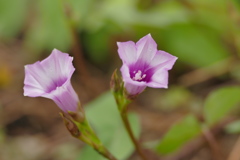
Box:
<box><xmin>24</xmin><ymin>49</ymin><xmax>75</xmax><ymax>96</ymax></box>
<box><xmin>24</xmin><ymin>62</ymin><xmax>54</xmax><ymax>96</ymax></box>
<box><xmin>23</xmin><ymin>49</ymin><xmax>80</xmax><ymax>112</ymax></box>
<box><xmin>41</xmin><ymin>49</ymin><xmax>75</xmax><ymax>89</ymax></box>
<box><xmin>117</xmin><ymin>34</ymin><xmax>177</xmax><ymax>96</ymax></box>
<box><xmin>23</xmin><ymin>74</ymin><xmax>47</xmax><ymax>97</ymax></box>
<box><xmin>146</xmin><ymin>69</ymin><xmax>169</xmax><ymax>88</ymax></box>
<box><xmin>146</xmin><ymin>51</ymin><xmax>177</xmax><ymax>88</ymax></box>
<box><xmin>117</xmin><ymin>41</ymin><xmax>137</xmax><ymax>65</ymax></box>
<box><xmin>42</xmin><ymin>81</ymin><xmax>79</xmax><ymax>112</ymax></box>
<box><xmin>120</xmin><ymin>64</ymin><xmax>147</xmax><ymax>95</ymax></box>
<box><xmin>151</xmin><ymin>50</ymin><xmax>178</xmax><ymax>70</ymax></box>
<box><xmin>124</xmin><ymin>82</ymin><xmax>147</xmax><ymax>96</ymax></box>
<box><xmin>120</xmin><ymin>64</ymin><xmax>131</xmax><ymax>80</ymax></box>
<box><xmin>136</xmin><ymin>34</ymin><xmax>157</xmax><ymax>64</ymax></box>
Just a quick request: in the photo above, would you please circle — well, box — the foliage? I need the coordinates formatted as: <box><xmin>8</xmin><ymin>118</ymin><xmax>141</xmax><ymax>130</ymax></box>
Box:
<box><xmin>25</xmin><ymin>0</ymin><xmax>72</xmax><ymax>52</ymax></box>
<box><xmin>2</xmin><ymin>0</ymin><xmax>240</xmax><ymax>159</ymax></box>
<box><xmin>155</xmin><ymin>86</ymin><xmax>240</xmax><ymax>155</ymax></box>
<box><xmin>225</xmin><ymin>120</ymin><xmax>240</xmax><ymax>134</ymax></box>
<box><xmin>1</xmin><ymin>0</ymin><xmax>237</xmax><ymax>68</ymax></box>
<box><xmin>0</xmin><ymin>0</ymin><xmax>28</xmax><ymax>40</ymax></box>
<box><xmin>204</xmin><ymin>87</ymin><xmax>240</xmax><ymax>126</ymax></box>
<box><xmin>78</xmin><ymin>92</ymin><xmax>140</xmax><ymax>160</ymax></box>
<box><xmin>156</xmin><ymin>114</ymin><xmax>201</xmax><ymax>154</ymax></box>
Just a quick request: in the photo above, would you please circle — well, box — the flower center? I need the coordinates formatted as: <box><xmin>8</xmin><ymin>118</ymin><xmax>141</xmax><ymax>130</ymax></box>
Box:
<box><xmin>132</xmin><ymin>70</ymin><xmax>146</xmax><ymax>81</ymax></box>
<box><xmin>46</xmin><ymin>77</ymin><xmax>67</xmax><ymax>93</ymax></box>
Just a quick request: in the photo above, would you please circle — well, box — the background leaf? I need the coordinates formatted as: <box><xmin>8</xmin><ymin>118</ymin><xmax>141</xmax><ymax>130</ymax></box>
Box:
<box><xmin>25</xmin><ymin>0</ymin><xmax>72</xmax><ymax>52</ymax></box>
<box><xmin>0</xmin><ymin>0</ymin><xmax>29</xmax><ymax>40</ymax></box>
<box><xmin>225</xmin><ymin>120</ymin><xmax>240</xmax><ymax>134</ymax></box>
<box><xmin>77</xmin><ymin>92</ymin><xmax>141</xmax><ymax>160</ymax></box>
<box><xmin>160</xmin><ymin>23</ymin><xmax>229</xmax><ymax>67</ymax></box>
<box><xmin>204</xmin><ymin>87</ymin><xmax>240</xmax><ymax>126</ymax></box>
<box><xmin>156</xmin><ymin>114</ymin><xmax>201</xmax><ymax>155</ymax></box>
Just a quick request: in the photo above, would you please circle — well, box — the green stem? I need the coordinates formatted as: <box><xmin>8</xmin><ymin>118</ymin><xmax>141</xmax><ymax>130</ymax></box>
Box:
<box><xmin>120</xmin><ymin>108</ymin><xmax>148</xmax><ymax>160</ymax></box>
<box><xmin>78</xmin><ymin>134</ymin><xmax>117</xmax><ymax>160</ymax></box>
<box><xmin>75</xmin><ymin>118</ymin><xmax>118</xmax><ymax>160</ymax></box>
<box><xmin>94</xmin><ymin>145</ymin><xmax>118</xmax><ymax>160</ymax></box>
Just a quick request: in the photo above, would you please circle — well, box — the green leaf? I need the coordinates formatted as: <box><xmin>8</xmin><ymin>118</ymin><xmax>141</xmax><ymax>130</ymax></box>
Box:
<box><xmin>0</xmin><ymin>127</ymin><xmax>5</xmax><ymax>143</ymax></box>
<box><xmin>160</xmin><ymin>23</ymin><xmax>229</xmax><ymax>67</ymax></box>
<box><xmin>0</xmin><ymin>0</ymin><xmax>28</xmax><ymax>39</ymax></box>
<box><xmin>204</xmin><ymin>87</ymin><xmax>240</xmax><ymax>126</ymax></box>
<box><xmin>154</xmin><ymin>86</ymin><xmax>192</xmax><ymax>111</ymax></box>
<box><xmin>85</xmin><ymin>0</ymin><xmax>189</xmax><ymax>31</ymax></box>
<box><xmin>189</xmin><ymin>0</ymin><xmax>229</xmax><ymax>33</ymax></box>
<box><xmin>25</xmin><ymin>0</ymin><xmax>72</xmax><ymax>52</ymax></box>
<box><xmin>100</xmin><ymin>0</ymin><xmax>137</xmax><ymax>30</ymax></box>
<box><xmin>83</xmin><ymin>29</ymin><xmax>110</xmax><ymax>64</ymax></box>
<box><xmin>62</xmin><ymin>0</ymin><xmax>93</xmax><ymax>30</ymax></box>
<box><xmin>225</xmin><ymin>120</ymin><xmax>240</xmax><ymax>134</ymax></box>
<box><xmin>134</xmin><ymin>1</ymin><xmax>189</xmax><ymax>28</ymax></box>
<box><xmin>77</xmin><ymin>92</ymin><xmax>141</xmax><ymax>160</ymax></box>
<box><xmin>77</xmin><ymin>145</ymin><xmax>102</xmax><ymax>160</ymax></box>
<box><xmin>233</xmin><ymin>0</ymin><xmax>240</xmax><ymax>10</ymax></box>
<box><xmin>156</xmin><ymin>114</ymin><xmax>201</xmax><ymax>155</ymax></box>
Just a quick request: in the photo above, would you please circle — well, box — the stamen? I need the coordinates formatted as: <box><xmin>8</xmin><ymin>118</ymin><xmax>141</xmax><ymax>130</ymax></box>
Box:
<box><xmin>132</xmin><ymin>70</ymin><xmax>146</xmax><ymax>81</ymax></box>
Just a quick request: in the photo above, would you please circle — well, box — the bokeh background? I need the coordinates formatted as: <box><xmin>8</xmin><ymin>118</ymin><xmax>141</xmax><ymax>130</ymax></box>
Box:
<box><xmin>1</xmin><ymin>0</ymin><xmax>240</xmax><ymax>160</ymax></box>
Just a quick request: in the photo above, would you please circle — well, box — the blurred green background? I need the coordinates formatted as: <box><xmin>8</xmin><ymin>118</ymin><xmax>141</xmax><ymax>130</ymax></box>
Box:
<box><xmin>1</xmin><ymin>0</ymin><xmax>240</xmax><ymax>160</ymax></box>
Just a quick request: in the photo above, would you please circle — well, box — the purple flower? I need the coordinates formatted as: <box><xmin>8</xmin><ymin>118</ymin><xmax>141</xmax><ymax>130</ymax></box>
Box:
<box><xmin>24</xmin><ymin>49</ymin><xmax>79</xmax><ymax>113</ymax></box>
<box><xmin>117</xmin><ymin>34</ymin><xmax>177</xmax><ymax>96</ymax></box>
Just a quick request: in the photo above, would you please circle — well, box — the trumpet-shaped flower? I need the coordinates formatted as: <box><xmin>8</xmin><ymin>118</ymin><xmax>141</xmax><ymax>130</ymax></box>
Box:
<box><xmin>24</xmin><ymin>49</ymin><xmax>79</xmax><ymax>113</ymax></box>
<box><xmin>117</xmin><ymin>34</ymin><xmax>177</xmax><ymax>96</ymax></box>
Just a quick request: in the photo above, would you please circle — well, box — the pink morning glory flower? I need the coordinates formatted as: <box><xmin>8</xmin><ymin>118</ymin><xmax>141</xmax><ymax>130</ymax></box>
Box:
<box><xmin>24</xmin><ymin>49</ymin><xmax>79</xmax><ymax>113</ymax></box>
<box><xmin>117</xmin><ymin>34</ymin><xmax>177</xmax><ymax>96</ymax></box>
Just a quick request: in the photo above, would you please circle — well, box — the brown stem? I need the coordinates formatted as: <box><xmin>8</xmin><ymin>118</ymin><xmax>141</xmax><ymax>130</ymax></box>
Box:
<box><xmin>179</xmin><ymin>57</ymin><xmax>233</xmax><ymax>87</ymax></box>
<box><xmin>64</xmin><ymin>7</ymin><xmax>101</xmax><ymax>98</ymax></box>
<box><xmin>163</xmin><ymin>119</ymin><xmax>233</xmax><ymax>160</ymax></box>
<box><xmin>121</xmin><ymin>109</ymin><xmax>148</xmax><ymax>160</ymax></box>
<box><xmin>227</xmin><ymin>135</ymin><xmax>240</xmax><ymax>160</ymax></box>
<box><xmin>63</xmin><ymin>3</ymin><xmax>89</xmax><ymax>80</ymax></box>
<box><xmin>202</xmin><ymin>128</ymin><xmax>223</xmax><ymax>160</ymax></box>
<box><xmin>70</xmin><ymin>25</ymin><xmax>89</xmax><ymax>79</ymax></box>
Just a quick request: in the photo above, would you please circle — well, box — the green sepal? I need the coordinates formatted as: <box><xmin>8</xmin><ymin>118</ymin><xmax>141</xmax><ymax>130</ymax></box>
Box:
<box><xmin>60</xmin><ymin>112</ymin><xmax>81</xmax><ymax>138</ymax></box>
<box><xmin>60</xmin><ymin>111</ymin><xmax>101</xmax><ymax>148</ymax></box>
<box><xmin>110</xmin><ymin>69</ymin><xmax>131</xmax><ymax>112</ymax></box>
<box><xmin>63</xmin><ymin>102</ymin><xmax>86</xmax><ymax>124</ymax></box>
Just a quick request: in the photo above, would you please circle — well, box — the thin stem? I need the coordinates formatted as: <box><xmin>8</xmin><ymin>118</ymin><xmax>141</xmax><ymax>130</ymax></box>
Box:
<box><xmin>63</xmin><ymin>4</ymin><xmax>89</xmax><ymax>80</ymax></box>
<box><xmin>64</xmin><ymin>110</ymin><xmax>118</xmax><ymax>160</ymax></box>
<box><xmin>95</xmin><ymin>146</ymin><xmax>118</xmax><ymax>160</ymax></box>
<box><xmin>70</xmin><ymin>25</ymin><xmax>89</xmax><ymax>79</ymax></box>
<box><xmin>82</xmin><ymin>119</ymin><xmax>117</xmax><ymax>160</ymax></box>
<box><xmin>227</xmin><ymin>135</ymin><xmax>240</xmax><ymax>160</ymax></box>
<box><xmin>120</xmin><ymin>109</ymin><xmax>148</xmax><ymax>160</ymax></box>
<box><xmin>64</xmin><ymin>7</ymin><xmax>102</xmax><ymax>97</ymax></box>
<box><xmin>78</xmin><ymin>134</ymin><xmax>118</xmax><ymax>160</ymax></box>
<box><xmin>202</xmin><ymin>128</ymin><xmax>223</xmax><ymax>160</ymax></box>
